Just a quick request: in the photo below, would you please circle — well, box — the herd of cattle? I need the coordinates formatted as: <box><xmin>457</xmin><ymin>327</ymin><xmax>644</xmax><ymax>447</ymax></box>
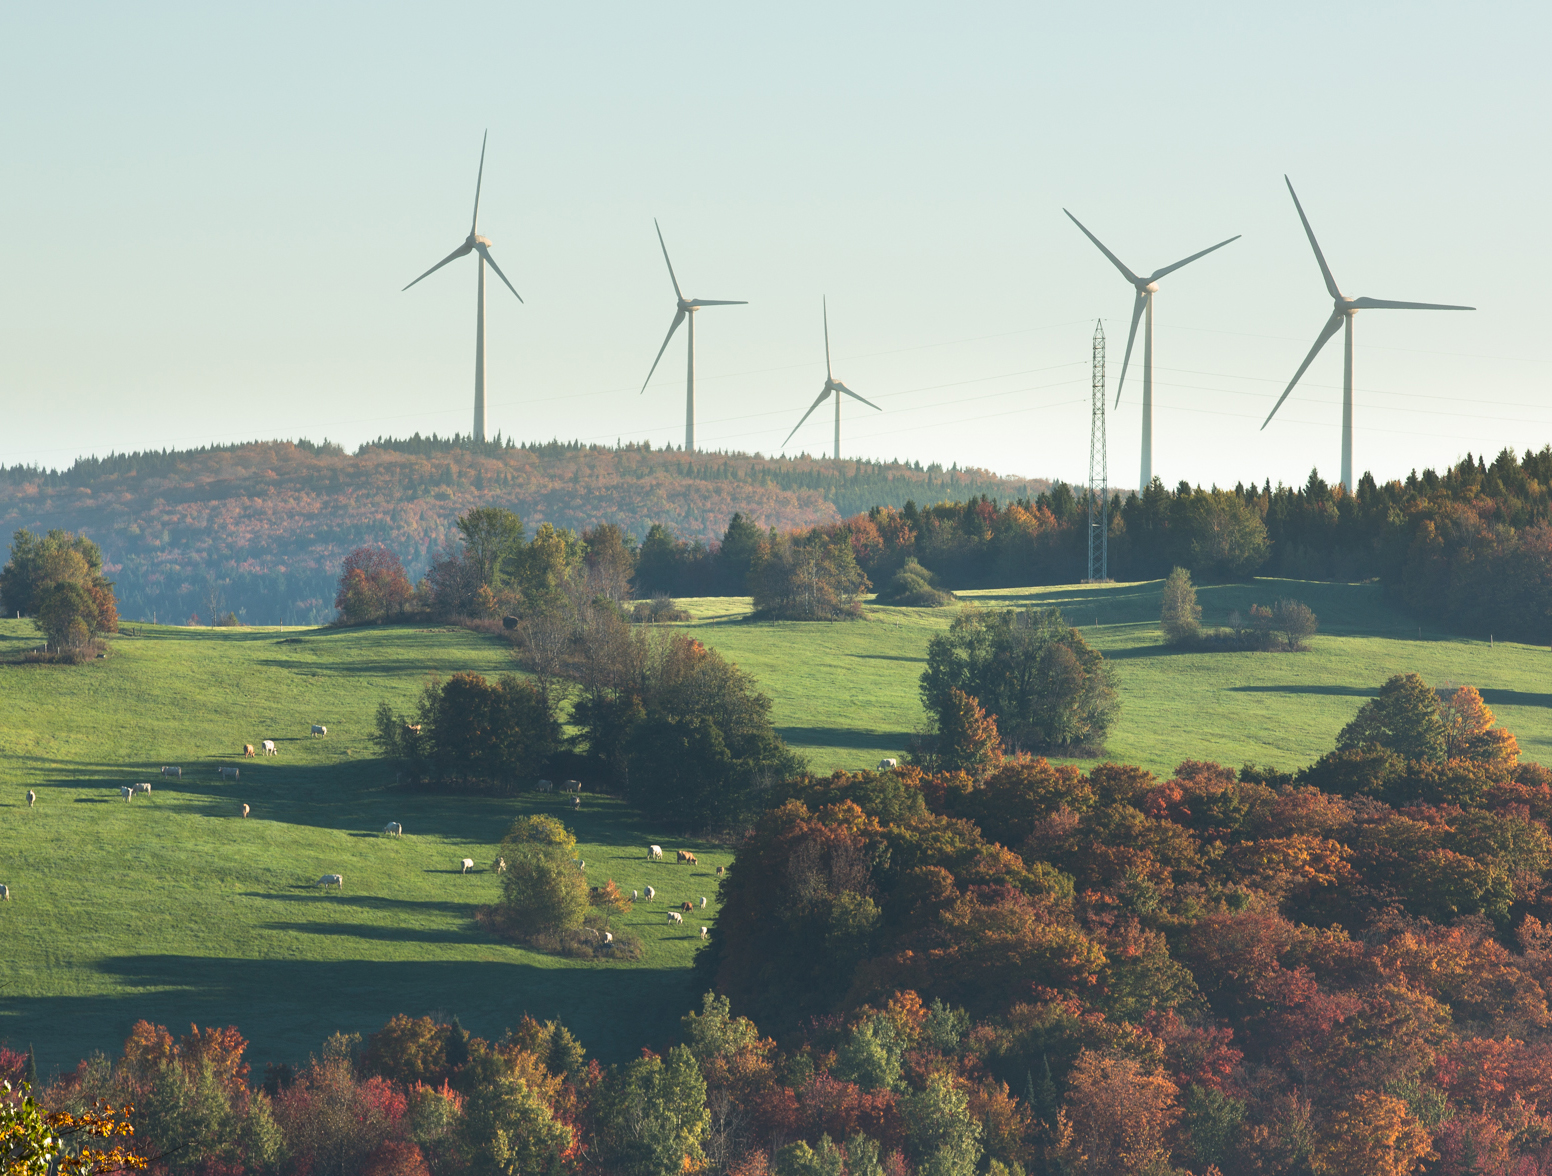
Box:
<box><xmin>6</xmin><ymin>729</ymin><xmax>727</xmax><ymax>941</ymax></box>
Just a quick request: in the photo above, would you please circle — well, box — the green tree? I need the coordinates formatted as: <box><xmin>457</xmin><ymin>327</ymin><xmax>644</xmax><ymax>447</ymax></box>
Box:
<box><xmin>772</xmin><ymin>1134</ymin><xmax>846</xmax><ymax>1176</ymax></box>
<box><xmin>456</xmin><ymin>507</ymin><xmax>526</xmax><ymax>589</ymax></box>
<box><xmin>593</xmin><ymin>1045</ymin><xmax>710</xmax><ymax>1176</ymax></box>
<box><xmin>382</xmin><ymin>672</ymin><xmax>560</xmax><ymax>789</ymax></box>
<box><xmin>457</xmin><ymin>1055</ymin><xmax>571</xmax><ymax>1176</ymax></box>
<box><xmin>1337</xmin><ymin>673</ymin><xmax>1448</xmax><ymax>763</ymax></box>
<box><xmin>679</xmin><ymin>992</ymin><xmax>761</xmax><ymax>1063</ymax></box>
<box><xmin>749</xmin><ymin>531</ymin><xmax>870</xmax><ymax>620</ymax></box>
<box><xmin>513</xmin><ymin>523</ymin><xmax>582</xmax><ymax>615</ymax></box>
<box><xmin>902</xmin><ymin>1072</ymin><xmax>983</xmax><ymax>1176</ymax></box>
<box><xmin>498</xmin><ymin>815</ymin><xmax>589</xmax><ymax>936</ymax></box>
<box><xmin>718</xmin><ymin>512</ymin><xmax>766</xmax><ymax>593</ymax></box>
<box><xmin>831</xmin><ymin>1016</ymin><xmax>906</xmax><ymax>1092</ymax></box>
<box><xmin>922</xmin><ymin>606</ymin><xmax>1119</xmax><ymax>752</ymax></box>
<box><xmin>1175</xmin><ymin>487</ymin><xmax>1269</xmax><ymax>579</ymax></box>
<box><xmin>1159</xmin><ymin>566</ymin><xmax>1201</xmax><ymax>645</ymax></box>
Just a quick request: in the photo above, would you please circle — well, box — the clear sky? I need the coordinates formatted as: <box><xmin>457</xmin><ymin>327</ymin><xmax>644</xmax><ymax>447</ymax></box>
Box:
<box><xmin>2</xmin><ymin>3</ymin><xmax>1547</xmax><ymax>491</ymax></box>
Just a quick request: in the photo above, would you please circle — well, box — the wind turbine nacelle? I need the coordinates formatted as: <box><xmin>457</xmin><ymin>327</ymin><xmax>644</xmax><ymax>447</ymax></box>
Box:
<box><xmin>474</xmin><ymin>234</ymin><xmax>492</xmax><ymax>247</ymax></box>
<box><xmin>1144</xmin><ymin>281</ymin><xmax>1160</xmax><ymax>294</ymax></box>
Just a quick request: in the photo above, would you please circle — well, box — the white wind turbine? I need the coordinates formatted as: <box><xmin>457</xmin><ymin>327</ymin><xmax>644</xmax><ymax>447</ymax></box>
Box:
<box><xmin>1262</xmin><ymin>176</ymin><xmax>1475</xmax><ymax>491</ymax></box>
<box><xmin>782</xmin><ymin>300</ymin><xmax>881</xmax><ymax>459</ymax></box>
<box><xmin>402</xmin><ymin>131</ymin><xmax>523</xmax><ymax>443</ymax></box>
<box><xmin>1064</xmin><ymin>210</ymin><xmax>1239</xmax><ymax>493</ymax></box>
<box><xmin>639</xmin><ymin>220</ymin><xmax>746</xmax><ymax>452</ymax></box>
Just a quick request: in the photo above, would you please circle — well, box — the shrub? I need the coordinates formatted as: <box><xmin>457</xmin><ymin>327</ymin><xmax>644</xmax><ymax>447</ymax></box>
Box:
<box><xmin>875</xmin><ymin>559</ymin><xmax>955</xmax><ymax>608</ymax></box>
<box><xmin>1159</xmin><ymin>567</ymin><xmax>1201</xmax><ymax>645</ymax></box>
<box><xmin>631</xmin><ymin>593</ymin><xmax>691</xmax><ymax>623</ymax></box>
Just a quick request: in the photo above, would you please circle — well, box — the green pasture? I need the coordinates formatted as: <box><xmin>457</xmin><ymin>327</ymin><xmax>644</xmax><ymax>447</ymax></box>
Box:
<box><xmin>3</xmin><ymin>578</ymin><xmax>1550</xmax><ymax>1076</ymax></box>
<box><xmin>677</xmin><ymin>578</ymin><xmax>1552</xmax><ymax>775</ymax></box>
<box><xmin>0</xmin><ymin>620</ymin><xmax>726</xmax><ymax>1076</ymax></box>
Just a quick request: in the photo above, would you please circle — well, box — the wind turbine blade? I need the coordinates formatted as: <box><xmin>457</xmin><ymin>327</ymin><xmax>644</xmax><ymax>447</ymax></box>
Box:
<box><xmin>687</xmin><ymin>299</ymin><xmax>747</xmax><ymax>307</ymax></box>
<box><xmin>402</xmin><ymin>241</ymin><xmax>473</xmax><ymax>291</ymax></box>
<box><xmin>471</xmin><ymin>130</ymin><xmax>487</xmax><ymax>236</ymax></box>
<box><xmin>640</xmin><ymin>308</ymin><xmax>687</xmax><ymax>393</ymax></box>
<box><xmin>1285</xmin><ymin>176</ymin><xmax>1341</xmax><ymax>300</ymax></box>
<box><xmin>1350</xmin><ymin>296</ymin><xmax>1475</xmax><ymax>311</ymax></box>
<box><xmin>1148</xmin><ymin>234</ymin><xmax>1242</xmax><ymax>282</ymax></box>
<box><xmin>781</xmin><ymin>388</ymin><xmax>832</xmax><ymax>449</ymax></box>
<box><xmin>654</xmin><ymin>219</ymin><xmax>683</xmax><ymax>301</ymax></box>
<box><xmin>1063</xmin><ymin>209</ymin><xmax>1141</xmax><ymax>285</ymax></box>
<box><xmin>1262</xmin><ymin>310</ymin><xmax>1345</xmax><ymax>428</ymax></box>
<box><xmin>1114</xmin><ymin>290</ymin><xmax>1146</xmax><ymax>408</ymax></box>
<box><xmin>836</xmin><ymin>382</ymin><xmax>881</xmax><ymax>411</ymax></box>
<box><xmin>474</xmin><ymin>242</ymin><xmax>524</xmax><ymax>302</ymax></box>
<box><xmin>823</xmin><ymin>298</ymin><xmax>833</xmax><ymax>381</ymax></box>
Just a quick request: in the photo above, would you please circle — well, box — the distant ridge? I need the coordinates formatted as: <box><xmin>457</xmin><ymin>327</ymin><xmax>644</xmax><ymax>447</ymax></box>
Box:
<box><xmin>0</xmin><ymin>436</ymin><xmax>1049</xmax><ymax>625</ymax></box>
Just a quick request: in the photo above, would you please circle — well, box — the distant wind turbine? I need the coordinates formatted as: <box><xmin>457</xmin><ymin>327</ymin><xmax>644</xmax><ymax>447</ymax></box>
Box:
<box><xmin>1064</xmin><ymin>210</ymin><xmax>1239</xmax><ymax>493</ymax></box>
<box><xmin>1262</xmin><ymin>177</ymin><xmax>1474</xmax><ymax>491</ymax></box>
<box><xmin>402</xmin><ymin>131</ymin><xmax>523</xmax><ymax>444</ymax></box>
<box><xmin>782</xmin><ymin>300</ymin><xmax>881</xmax><ymax>459</ymax></box>
<box><xmin>640</xmin><ymin>220</ymin><xmax>746</xmax><ymax>452</ymax></box>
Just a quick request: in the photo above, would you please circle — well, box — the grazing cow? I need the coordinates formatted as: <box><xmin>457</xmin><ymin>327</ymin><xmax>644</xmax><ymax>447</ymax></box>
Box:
<box><xmin>312</xmin><ymin>724</ymin><xmax>327</xmax><ymax>737</ymax></box>
<box><xmin>632</xmin><ymin>890</ymin><xmax>639</xmax><ymax>900</ymax></box>
<box><xmin>564</xmin><ymin>779</ymin><xmax>582</xmax><ymax>793</ymax></box>
<box><xmin>160</xmin><ymin>766</ymin><xmax>182</xmax><ymax>778</ymax></box>
<box><xmin>133</xmin><ymin>782</ymin><xmax>152</xmax><ymax>794</ymax></box>
<box><xmin>699</xmin><ymin>897</ymin><xmax>707</xmax><ymax>909</ymax></box>
<box><xmin>0</xmin><ymin>884</ymin><xmax>9</xmax><ymax>901</ymax></box>
<box><xmin>243</xmin><ymin>744</ymin><xmax>255</xmax><ymax>757</ymax></box>
<box><xmin>220</xmin><ymin>767</ymin><xmax>239</xmax><ymax>780</ymax></box>
<box><xmin>318</xmin><ymin>874</ymin><xmax>343</xmax><ymax>889</ymax></box>
<box><xmin>700</xmin><ymin>927</ymin><xmax>708</xmax><ymax>939</ymax></box>
<box><xmin>681</xmin><ymin>901</ymin><xmax>693</xmax><ymax>912</ymax></box>
<box><xmin>668</xmin><ymin>911</ymin><xmax>683</xmax><ymax>924</ymax></box>
<box><xmin>716</xmin><ymin>865</ymin><xmax>725</xmax><ymax>877</ymax></box>
<box><xmin>577</xmin><ymin>860</ymin><xmax>586</xmax><ymax>871</ymax></box>
<box><xmin>383</xmin><ymin>822</ymin><xmax>402</xmax><ymax>836</ymax></box>
<box><xmin>537</xmin><ymin>779</ymin><xmax>553</xmax><ymax>793</ymax></box>
<box><xmin>603</xmin><ymin>931</ymin><xmax>613</xmax><ymax>944</ymax></box>
<box><xmin>677</xmin><ymin>851</ymin><xmax>698</xmax><ymax>866</ymax></box>
<box><xmin>494</xmin><ymin>857</ymin><xmax>506</xmax><ymax>874</ymax></box>
<box><xmin>119</xmin><ymin>785</ymin><xmax>133</xmax><ymax>801</ymax></box>
<box><xmin>649</xmin><ymin>845</ymin><xmax>663</xmax><ymax>860</ymax></box>
<box><xmin>262</xmin><ymin>740</ymin><xmax>277</xmax><ymax>756</ymax></box>
<box><xmin>241</xmin><ymin>803</ymin><xmax>250</xmax><ymax>818</ymax></box>
<box><xmin>644</xmin><ymin>886</ymin><xmax>655</xmax><ymax>901</ymax></box>
<box><xmin>570</xmin><ymin>795</ymin><xmax>580</xmax><ymax>809</ymax></box>
<box><xmin>405</xmin><ymin>724</ymin><xmax>422</xmax><ymax>735</ymax></box>
<box><xmin>460</xmin><ymin>858</ymin><xmax>475</xmax><ymax>874</ymax></box>
<box><xmin>878</xmin><ymin>758</ymin><xmax>898</xmax><ymax>769</ymax></box>
<box><xmin>26</xmin><ymin>790</ymin><xmax>35</xmax><ymax>808</ymax></box>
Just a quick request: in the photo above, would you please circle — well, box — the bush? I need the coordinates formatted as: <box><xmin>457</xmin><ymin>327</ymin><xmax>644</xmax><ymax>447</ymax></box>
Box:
<box><xmin>922</xmin><ymin>606</ymin><xmax>1119</xmax><ymax>753</ymax></box>
<box><xmin>1159</xmin><ymin>567</ymin><xmax>1201</xmax><ymax>645</ymax></box>
<box><xmin>631</xmin><ymin>593</ymin><xmax>691</xmax><ymax>623</ymax></box>
<box><xmin>496</xmin><ymin>815</ymin><xmax>589</xmax><ymax>937</ymax></box>
<box><xmin>875</xmin><ymin>558</ymin><xmax>955</xmax><ymax>608</ymax></box>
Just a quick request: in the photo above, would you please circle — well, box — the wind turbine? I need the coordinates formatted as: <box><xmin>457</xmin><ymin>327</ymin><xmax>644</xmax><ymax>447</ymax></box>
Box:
<box><xmin>1064</xmin><ymin>210</ymin><xmax>1240</xmax><ymax>492</ymax></box>
<box><xmin>781</xmin><ymin>299</ymin><xmax>881</xmax><ymax>459</ymax></box>
<box><xmin>402</xmin><ymin>131</ymin><xmax>523</xmax><ymax>444</ymax></box>
<box><xmin>639</xmin><ymin>220</ymin><xmax>746</xmax><ymax>452</ymax></box>
<box><xmin>1262</xmin><ymin>177</ymin><xmax>1474</xmax><ymax>491</ymax></box>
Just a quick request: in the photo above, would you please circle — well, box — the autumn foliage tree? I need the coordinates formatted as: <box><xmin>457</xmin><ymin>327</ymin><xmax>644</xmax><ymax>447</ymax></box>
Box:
<box><xmin>1</xmin><ymin>527</ymin><xmax>119</xmax><ymax>656</ymax></box>
<box><xmin>334</xmin><ymin>545</ymin><xmax>414</xmax><ymax>624</ymax></box>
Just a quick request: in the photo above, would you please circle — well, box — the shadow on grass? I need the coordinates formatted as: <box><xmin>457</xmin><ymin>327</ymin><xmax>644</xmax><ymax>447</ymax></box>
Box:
<box><xmin>778</xmin><ymin>726</ymin><xmax>912</xmax><ymax>752</ymax></box>
<box><xmin>1227</xmin><ymin>685</ymin><xmax>1378</xmax><ymax>697</ymax></box>
<box><xmin>243</xmin><ymin>893</ymin><xmax>475</xmax><ymax>916</ymax></box>
<box><xmin>851</xmin><ymin>653</ymin><xmax>927</xmax><ymax>664</ymax></box>
<box><xmin>260</xmin><ymin>921</ymin><xmax>493</xmax><ymax>945</ymax></box>
<box><xmin>1479</xmin><ymin>689</ymin><xmax>1552</xmax><ymax>709</ymax></box>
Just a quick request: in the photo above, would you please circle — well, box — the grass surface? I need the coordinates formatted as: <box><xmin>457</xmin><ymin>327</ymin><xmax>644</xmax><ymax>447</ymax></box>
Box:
<box><xmin>0</xmin><ymin>621</ymin><xmax>726</xmax><ymax>1075</ymax></box>
<box><xmin>4</xmin><ymin>578</ymin><xmax>1550</xmax><ymax>1075</ymax></box>
<box><xmin>677</xmin><ymin>578</ymin><xmax>1552</xmax><ymax>775</ymax></box>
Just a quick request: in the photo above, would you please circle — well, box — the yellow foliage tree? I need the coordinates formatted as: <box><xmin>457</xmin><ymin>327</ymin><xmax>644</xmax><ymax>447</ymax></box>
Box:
<box><xmin>1439</xmin><ymin>685</ymin><xmax>1520</xmax><ymax>765</ymax></box>
<box><xmin>1312</xmin><ymin>1090</ymin><xmax>1433</xmax><ymax>1176</ymax></box>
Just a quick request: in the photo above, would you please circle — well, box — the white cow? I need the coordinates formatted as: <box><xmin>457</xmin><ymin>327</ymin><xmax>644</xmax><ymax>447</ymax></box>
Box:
<box><xmin>644</xmin><ymin>886</ymin><xmax>655</xmax><ymax>901</ymax></box>
<box><xmin>700</xmin><ymin>927</ymin><xmax>708</xmax><ymax>939</ymax></box>
<box><xmin>537</xmin><ymin>780</ymin><xmax>554</xmax><ymax>793</ymax></box>
<box><xmin>318</xmin><ymin>874</ymin><xmax>343</xmax><ymax>889</ymax></box>
<box><xmin>668</xmin><ymin>911</ymin><xmax>683</xmax><ymax>924</ymax></box>
<box><xmin>241</xmin><ymin>803</ymin><xmax>250</xmax><ymax>818</ymax></box>
<box><xmin>26</xmin><ymin>790</ymin><xmax>35</xmax><ymax>808</ymax></box>
<box><xmin>312</xmin><ymin>724</ymin><xmax>327</xmax><ymax>737</ymax></box>
<box><xmin>878</xmin><ymin>758</ymin><xmax>898</xmax><ymax>769</ymax></box>
<box><xmin>699</xmin><ymin>897</ymin><xmax>707</xmax><ymax>909</ymax></box>
<box><xmin>119</xmin><ymin>785</ymin><xmax>134</xmax><ymax>801</ymax></box>
<box><xmin>577</xmin><ymin>860</ymin><xmax>586</xmax><ymax>871</ymax></box>
<box><xmin>0</xmin><ymin>884</ymin><xmax>9</xmax><ymax>901</ymax></box>
<box><xmin>219</xmin><ymin>767</ymin><xmax>239</xmax><ymax>780</ymax></box>
<box><xmin>563</xmin><ymin>779</ymin><xmax>581</xmax><ymax>793</ymax></box>
<box><xmin>603</xmin><ymin>931</ymin><xmax>614</xmax><ymax>944</ymax></box>
<box><xmin>160</xmin><ymin>766</ymin><xmax>182</xmax><ymax>778</ymax></box>
<box><xmin>383</xmin><ymin>822</ymin><xmax>402</xmax><ymax>836</ymax></box>
<box><xmin>460</xmin><ymin>858</ymin><xmax>475</xmax><ymax>874</ymax></box>
<box><xmin>133</xmin><ymin>782</ymin><xmax>152</xmax><ymax>794</ymax></box>
<box><xmin>649</xmin><ymin>845</ymin><xmax>663</xmax><ymax>860</ymax></box>
<box><xmin>494</xmin><ymin>858</ymin><xmax>507</xmax><ymax>874</ymax></box>
<box><xmin>262</xmin><ymin>740</ymin><xmax>277</xmax><ymax>756</ymax></box>
<box><xmin>632</xmin><ymin>890</ymin><xmax>639</xmax><ymax>900</ymax></box>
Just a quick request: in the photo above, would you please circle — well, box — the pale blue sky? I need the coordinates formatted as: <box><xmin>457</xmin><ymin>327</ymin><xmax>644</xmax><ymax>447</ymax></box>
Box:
<box><xmin>2</xmin><ymin>2</ymin><xmax>1547</xmax><ymax>491</ymax></box>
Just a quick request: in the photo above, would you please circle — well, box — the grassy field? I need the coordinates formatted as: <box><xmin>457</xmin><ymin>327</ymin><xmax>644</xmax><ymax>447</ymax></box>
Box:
<box><xmin>4</xmin><ymin>577</ymin><xmax>1550</xmax><ymax>1077</ymax></box>
<box><xmin>0</xmin><ymin>621</ymin><xmax>728</xmax><ymax>1076</ymax></box>
<box><xmin>677</xmin><ymin>578</ymin><xmax>1552</xmax><ymax>775</ymax></box>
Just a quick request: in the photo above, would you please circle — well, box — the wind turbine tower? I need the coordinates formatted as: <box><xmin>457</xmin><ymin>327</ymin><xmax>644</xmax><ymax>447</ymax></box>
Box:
<box><xmin>1261</xmin><ymin>177</ymin><xmax>1475</xmax><ymax>491</ymax></box>
<box><xmin>781</xmin><ymin>299</ymin><xmax>882</xmax><ymax>459</ymax></box>
<box><xmin>402</xmin><ymin>132</ymin><xmax>524</xmax><ymax>444</ymax></box>
<box><xmin>1064</xmin><ymin>210</ymin><xmax>1239</xmax><ymax>493</ymax></box>
<box><xmin>1087</xmin><ymin>320</ymin><xmax>1109</xmax><ymax>584</ymax></box>
<box><xmin>639</xmin><ymin>220</ymin><xmax>746</xmax><ymax>452</ymax></box>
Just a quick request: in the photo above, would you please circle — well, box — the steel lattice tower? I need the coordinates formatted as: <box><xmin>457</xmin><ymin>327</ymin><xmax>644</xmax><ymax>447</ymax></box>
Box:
<box><xmin>1087</xmin><ymin>320</ymin><xmax>1109</xmax><ymax>583</ymax></box>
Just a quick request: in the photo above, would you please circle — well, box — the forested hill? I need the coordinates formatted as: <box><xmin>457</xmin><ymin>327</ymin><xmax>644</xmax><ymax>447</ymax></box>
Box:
<box><xmin>0</xmin><ymin>435</ymin><xmax>1047</xmax><ymax>624</ymax></box>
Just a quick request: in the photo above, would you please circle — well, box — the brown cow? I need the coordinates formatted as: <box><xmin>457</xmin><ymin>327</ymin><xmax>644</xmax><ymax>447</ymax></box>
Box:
<box><xmin>243</xmin><ymin>744</ymin><xmax>256</xmax><ymax>757</ymax></box>
<box><xmin>681</xmin><ymin>901</ymin><xmax>694</xmax><ymax>912</ymax></box>
<box><xmin>677</xmin><ymin>850</ymin><xmax>698</xmax><ymax>865</ymax></box>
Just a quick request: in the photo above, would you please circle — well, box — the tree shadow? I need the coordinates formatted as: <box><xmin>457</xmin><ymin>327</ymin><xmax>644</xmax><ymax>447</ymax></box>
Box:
<box><xmin>259</xmin><ymin>922</ymin><xmax>492</xmax><ymax>945</ymax></box>
<box><xmin>1227</xmin><ymin>685</ymin><xmax>1377</xmax><ymax>697</ymax></box>
<box><xmin>1479</xmin><ymin>688</ymin><xmax>1552</xmax><ymax>710</ymax></box>
<box><xmin>777</xmin><ymin>726</ymin><xmax>912</xmax><ymax>751</ymax></box>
